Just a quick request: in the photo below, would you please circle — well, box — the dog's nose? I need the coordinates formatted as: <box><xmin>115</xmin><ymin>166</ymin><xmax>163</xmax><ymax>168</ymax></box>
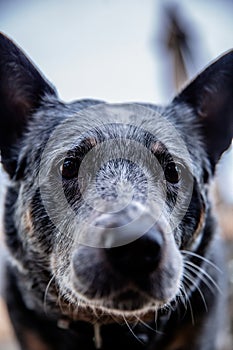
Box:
<box><xmin>105</xmin><ymin>227</ymin><xmax>163</xmax><ymax>277</ymax></box>
<box><xmin>102</xmin><ymin>216</ymin><xmax>164</xmax><ymax>277</ymax></box>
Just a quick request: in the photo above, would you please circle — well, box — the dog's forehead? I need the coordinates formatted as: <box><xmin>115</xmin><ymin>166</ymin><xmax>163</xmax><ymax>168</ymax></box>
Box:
<box><xmin>35</xmin><ymin>102</ymin><xmax>192</xmax><ymax>163</ymax></box>
<box><xmin>70</xmin><ymin>102</ymin><xmax>161</xmax><ymax>126</ymax></box>
<box><xmin>21</xmin><ymin>101</ymin><xmax>200</xmax><ymax>185</ymax></box>
<box><xmin>67</xmin><ymin>103</ymin><xmax>187</xmax><ymax>147</ymax></box>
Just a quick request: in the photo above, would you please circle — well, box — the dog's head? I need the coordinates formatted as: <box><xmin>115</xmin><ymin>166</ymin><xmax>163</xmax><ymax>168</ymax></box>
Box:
<box><xmin>0</xmin><ymin>33</ymin><xmax>232</xmax><ymax>323</ymax></box>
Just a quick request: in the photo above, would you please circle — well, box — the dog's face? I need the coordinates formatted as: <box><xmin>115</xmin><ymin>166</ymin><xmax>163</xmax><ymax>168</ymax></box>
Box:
<box><xmin>0</xmin><ymin>33</ymin><xmax>232</xmax><ymax>324</ymax></box>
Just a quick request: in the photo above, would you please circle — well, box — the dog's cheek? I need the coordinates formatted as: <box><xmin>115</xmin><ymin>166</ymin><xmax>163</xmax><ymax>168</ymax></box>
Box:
<box><xmin>28</xmin><ymin>188</ymin><xmax>58</xmax><ymax>252</ymax></box>
<box><xmin>22</xmin><ymin>209</ymin><xmax>34</xmax><ymax>237</ymax></box>
<box><xmin>50</xmin><ymin>240</ymin><xmax>72</xmax><ymax>274</ymax></box>
<box><xmin>150</xmin><ymin>235</ymin><xmax>183</xmax><ymax>302</ymax></box>
<box><xmin>4</xmin><ymin>187</ymin><xmax>24</xmax><ymax>260</ymax></box>
<box><xmin>69</xmin><ymin>246</ymin><xmax>125</xmax><ymax>299</ymax></box>
<box><xmin>48</xmin><ymin>232</ymin><xmax>79</xmax><ymax>294</ymax></box>
<box><xmin>179</xmin><ymin>179</ymin><xmax>206</xmax><ymax>249</ymax></box>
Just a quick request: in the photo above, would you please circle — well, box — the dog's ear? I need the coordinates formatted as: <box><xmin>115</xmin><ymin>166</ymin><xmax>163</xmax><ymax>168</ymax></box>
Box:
<box><xmin>0</xmin><ymin>33</ymin><xmax>56</xmax><ymax>177</ymax></box>
<box><xmin>174</xmin><ymin>50</ymin><xmax>233</xmax><ymax>170</ymax></box>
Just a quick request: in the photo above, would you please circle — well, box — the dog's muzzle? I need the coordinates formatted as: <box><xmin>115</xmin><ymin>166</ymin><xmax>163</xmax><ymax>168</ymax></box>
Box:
<box><xmin>73</xmin><ymin>203</ymin><xmax>165</xmax><ymax>280</ymax></box>
<box><xmin>97</xmin><ymin>211</ymin><xmax>164</xmax><ymax>278</ymax></box>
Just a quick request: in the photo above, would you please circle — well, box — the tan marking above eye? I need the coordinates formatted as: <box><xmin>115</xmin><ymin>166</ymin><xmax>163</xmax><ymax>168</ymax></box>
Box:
<box><xmin>150</xmin><ymin>141</ymin><xmax>164</xmax><ymax>155</ymax></box>
<box><xmin>86</xmin><ymin>137</ymin><xmax>98</xmax><ymax>147</ymax></box>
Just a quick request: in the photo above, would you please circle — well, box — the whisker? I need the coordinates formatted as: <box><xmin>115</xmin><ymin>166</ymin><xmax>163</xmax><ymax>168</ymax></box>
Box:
<box><xmin>184</xmin><ymin>263</ymin><xmax>215</xmax><ymax>295</ymax></box>
<box><xmin>153</xmin><ymin>307</ymin><xmax>164</xmax><ymax>335</ymax></box>
<box><xmin>181</xmin><ymin>279</ymin><xmax>195</xmax><ymax>325</ymax></box>
<box><xmin>43</xmin><ymin>274</ymin><xmax>56</xmax><ymax>314</ymax></box>
<box><xmin>135</xmin><ymin>315</ymin><xmax>156</xmax><ymax>333</ymax></box>
<box><xmin>178</xmin><ymin>284</ymin><xmax>188</xmax><ymax>311</ymax></box>
<box><xmin>183</xmin><ymin>271</ymin><xmax>208</xmax><ymax>312</ymax></box>
<box><xmin>123</xmin><ymin>314</ymin><xmax>144</xmax><ymax>344</ymax></box>
<box><xmin>181</xmin><ymin>250</ymin><xmax>222</xmax><ymax>274</ymax></box>
<box><xmin>185</xmin><ymin>260</ymin><xmax>223</xmax><ymax>295</ymax></box>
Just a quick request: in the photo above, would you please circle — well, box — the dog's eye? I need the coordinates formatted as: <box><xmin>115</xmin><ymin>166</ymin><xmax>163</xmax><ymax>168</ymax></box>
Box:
<box><xmin>60</xmin><ymin>158</ymin><xmax>80</xmax><ymax>179</ymax></box>
<box><xmin>164</xmin><ymin>162</ymin><xmax>182</xmax><ymax>184</ymax></box>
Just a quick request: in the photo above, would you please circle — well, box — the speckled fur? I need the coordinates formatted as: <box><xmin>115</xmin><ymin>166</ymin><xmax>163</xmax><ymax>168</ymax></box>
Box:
<box><xmin>0</xmin><ymin>33</ymin><xmax>232</xmax><ymax>350</ymax></box>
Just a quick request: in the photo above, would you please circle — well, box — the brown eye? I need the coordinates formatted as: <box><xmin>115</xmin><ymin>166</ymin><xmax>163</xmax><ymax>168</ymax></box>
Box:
<box><xmin>60</xmin><ymin>158</ymin><xmax>80</xmax><ymax>179</ymax></box>
<box><xmin>164</xmin><ymin>162</ymin><xmax>182</xmax><ymax>184</ymax></box>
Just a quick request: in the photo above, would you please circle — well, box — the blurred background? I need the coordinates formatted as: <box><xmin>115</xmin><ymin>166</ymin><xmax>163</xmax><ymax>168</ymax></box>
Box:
<box><xmin>0</xmin><ymin>0</ymin><xmax>232</xmax><ymax>349</ymax></box>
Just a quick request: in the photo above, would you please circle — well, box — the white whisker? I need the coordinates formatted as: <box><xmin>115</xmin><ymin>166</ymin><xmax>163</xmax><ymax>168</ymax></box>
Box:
<box><xmin>43</xmin><ymin>274</ymin><xmax>56</xmax><ymax>314</ymax></box>
<box><xmin>185</xmin><ymin>260</ymin><xmax>222</xmax><ymax>295</ymax></box>
<box><xmin>178</xmin><ymin>284</ymin><xmax>188</xmax><ymax>311</ymax></box>
<box><xmin>183</xmin><ymin>271</ymin><xmax>208</xmax><ymax>312</ymax></box>
<box><xmin>181</xmin><ymin>279</ymin><xmax>195</xmax><ymax>325</ymax></box>
<box><xmin>135</xmin><ymin>315</ymin><xmax>156</xmax><ymax>333</ymax></box>
<box><xmin>123</xmin><ymin>314</ymin><xmax>144</xmax><ymax>344</ymax></box>
<box><xmin>181</xmin><ymin>250</ymin><xmax>222</xmax><ymax>274</ymax></box>
<box><xmin>153</xmin><ymin>308</ymin><xmax>164</xmax><ymax>335</ymax></box>
<box><xmin>184</xmin><ymin>263</ymin><xmax>215</xmax><ymax>295</ymax></box>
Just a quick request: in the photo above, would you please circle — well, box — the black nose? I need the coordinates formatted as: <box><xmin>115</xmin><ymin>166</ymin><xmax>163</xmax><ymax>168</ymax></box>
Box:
<box><xmin>104</xmin><ymin>223</ymin><xmax>164</xmax><ymax>278</ymax></box>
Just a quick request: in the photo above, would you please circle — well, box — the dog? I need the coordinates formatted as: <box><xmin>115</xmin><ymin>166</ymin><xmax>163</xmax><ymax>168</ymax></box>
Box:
<box><xmin>0</xmin><ymin>32</ymin><xmax>232</xmax><ymax>350</ymax></box>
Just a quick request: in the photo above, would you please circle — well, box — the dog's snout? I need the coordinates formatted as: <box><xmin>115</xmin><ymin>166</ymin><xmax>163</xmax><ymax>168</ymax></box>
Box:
<box><xmin>105</xmin><ymin>225</ymin><xmax>163</xmax><ymax>277</ymax></box>
<box><xmin>91</xmin><ymin>206</ymin><xmax>164</xmax><ymax>277</ymax></box>
<box><xmin>95</xmin><ymin>207</ymin><xmax>164</xmax><ymax>277</ymax></box>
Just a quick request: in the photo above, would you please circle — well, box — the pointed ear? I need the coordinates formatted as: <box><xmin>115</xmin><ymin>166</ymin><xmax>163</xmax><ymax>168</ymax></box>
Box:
<box><xmin>0</xmin><ymin>32</ymin><xmax>57</xmax><ymax>177</ymax></box>
<box><xmin>174</xmin><ymin>50</ymin><xmax>233</xmax><ymax>169</ymax></box>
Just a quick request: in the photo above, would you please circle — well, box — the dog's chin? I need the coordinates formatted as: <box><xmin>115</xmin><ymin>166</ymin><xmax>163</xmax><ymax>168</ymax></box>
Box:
<box><xmin>64</xmin><ymin>289</ymin><xmax>163</xmax><ymax>324</ymax></box>
<box><xmin>73</xmin><ymin>302</ymin><xmax>158</xmax><ymax>324</ymax></box>
<box><xmin>102</xmin><ymin>290</ymin><xmax>157</xmax><ymax>312</ymax></box>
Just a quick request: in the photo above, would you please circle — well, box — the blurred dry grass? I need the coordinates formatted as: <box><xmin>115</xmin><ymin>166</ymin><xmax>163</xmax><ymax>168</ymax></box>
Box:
<box><xmin>214</xmin><ymin>187</ymin><xmax>233</xmax><ymax>345</ymax></box>
<box><xmin>0</xmin><ymin>298</ymin><xmax>17</xmax><ymax>350</ymax></box>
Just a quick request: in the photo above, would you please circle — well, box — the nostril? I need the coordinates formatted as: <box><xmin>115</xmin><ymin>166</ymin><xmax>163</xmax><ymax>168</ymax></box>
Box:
<box><xmin>142</xmin><ymin>233</ymin><xmax>163</xmax><ymax>269</ymax></box>
<box><xmin>105</xmin><ymin>227</ymin><xmax>164</xmax><ymax>277</ymax></box>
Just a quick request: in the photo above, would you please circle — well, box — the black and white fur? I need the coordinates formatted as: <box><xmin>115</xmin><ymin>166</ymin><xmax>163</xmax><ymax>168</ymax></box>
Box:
<box><xmin>0</xmin><ymin>32</ymin><xmax>232</xmax><ymax>350</ymax></box>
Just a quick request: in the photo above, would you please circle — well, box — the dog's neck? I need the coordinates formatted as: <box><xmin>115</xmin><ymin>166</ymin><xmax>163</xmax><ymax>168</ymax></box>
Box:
<box><xmin>56</xmin><ymin>316</ymin><xmax>158</xmax><ymax>349</ymax></box>
<box><xmin>57</xmin><ymin>318</ymin><xmax>103</xmax><ymax>348</ymax></box>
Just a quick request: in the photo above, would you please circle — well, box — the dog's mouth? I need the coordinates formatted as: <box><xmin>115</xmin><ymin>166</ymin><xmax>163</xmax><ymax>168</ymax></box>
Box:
<box><xmin>63</xmin><ymin>286</ymin><xmax>162</xmax><ymax>324</ymax></box>
<box><xmin>98</xmin><ymin>289</ymin><xmax>150</xmax><ymax>311</ymax></box>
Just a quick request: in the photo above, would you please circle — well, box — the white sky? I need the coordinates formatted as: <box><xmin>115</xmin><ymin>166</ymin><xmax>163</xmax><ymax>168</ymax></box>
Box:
<box><xmin>1</xmin><ymin>0</ymin><xmax>232</xmax><ymax>103</ymax></box>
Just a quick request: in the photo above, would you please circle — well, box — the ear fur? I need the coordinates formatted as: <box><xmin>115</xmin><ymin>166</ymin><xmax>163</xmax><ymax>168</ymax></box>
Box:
<box><xmin>0</xmin><ymin>32</ymin><xmax>56</xmax><ymax>176</ymax></box>
<box><xmin>174</xmin><ymin>50</ymin><xmax>233</xmax><ymax>169</ymax></box>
